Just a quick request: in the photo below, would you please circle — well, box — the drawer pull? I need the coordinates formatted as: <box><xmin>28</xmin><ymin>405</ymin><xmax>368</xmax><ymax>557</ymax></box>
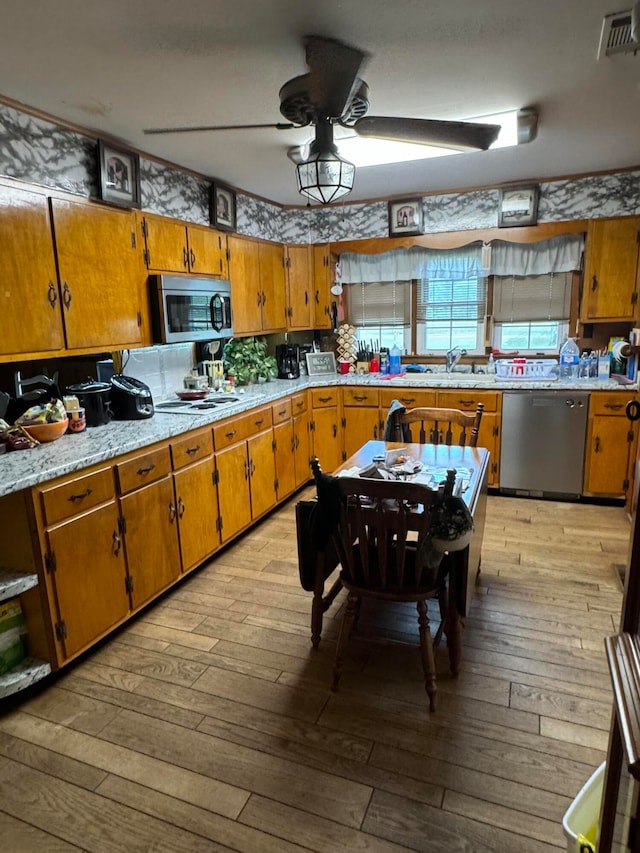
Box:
<box><xmin>400</xmin><ymin>398</ymin><xmax>416</xmax><ymax>405</ymax></box>
<box><xmin>459</xmin><ymin>399</ymin><xmax>474</xmax><ymax>406</ymax></box>
<box><xmin>137</xmin><ymin>463</ymin><xmax>156</xmax><ymax>475</ymax></box>
<box><xmin>353</xmin><ymin>395</ymin><xmax>368</xmax><ymax>402</ymax></box>
<box><xmin>278</xmin><ymin>408</ymin><xmax>287</xmax><ymax>416</ymax></box>
<box><xmin>604</xmin><ymin>403</ymin><xmax>623</xmax><ymax>410</ymax></box>
<box><xmin>225</xmin><ymin>429</ymin><xmax>237</xmax><ymax>438</ymax></box>
<box><xmin>296</xmin><ymin>400</ymin><xmax>304</xmax><ymax>408</ymax></box>
<box><xmin>69</xmin><ymin>487</ymin><xmax>93</xmax><ymax>503</ymax></box>
<box><xmin>318</xmin><ymin>396</ymin><xmax>331</xmax><ymax>403</ymax></box>
<box><xmin>255</xmin><ymin>418</ymin><xmax>264</xmax><ymax>426</ymax></box>
<box><xmin>185</xmin><ymin>444</ymin><xmax>201</xmax><ymax>455</ymax></box>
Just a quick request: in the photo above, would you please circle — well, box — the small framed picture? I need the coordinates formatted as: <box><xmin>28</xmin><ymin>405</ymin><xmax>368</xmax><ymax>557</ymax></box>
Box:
<box><xmin>388</xmin><ymin>198</ymin><xmax>423</xmax><ymax>237</ymax></box>
<box><xmin>211</xmin><ymin>182</ymin><xmax>237</xmax><ymax>232</ymax></box>
<box><xmin>498</xmin><ymin>185</ymin><xmax>539</xmax><ymax>227</ymax></box>
<box><xmin>97</xmin><ymin>140</ymin><xmax>141</xmax><ymax>209</ymax></box>
<box><xmin>306</xmin><ymin>352</ymin><xmax>337</xmax><ymax>376</ymax></box>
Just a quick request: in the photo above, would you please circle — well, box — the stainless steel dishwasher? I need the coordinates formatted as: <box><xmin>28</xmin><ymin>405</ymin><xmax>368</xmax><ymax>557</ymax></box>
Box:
<box><xmin>500</xmin><ymin>391</ymin><xmax>589</xmax><ymax>498</ymax></box>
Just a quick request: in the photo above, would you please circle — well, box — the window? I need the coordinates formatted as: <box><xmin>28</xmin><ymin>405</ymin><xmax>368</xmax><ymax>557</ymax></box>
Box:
<box><xmin>343</xmin><ymin>279</ymin><xmax>411</xmax><ymax>352</ymax></box>
<box><xmin>493</xmin><ymin>272</ymin><xmax>572</xmax><ymax>353</ymax></box>
<box><xmin>416</xmin><ymin>275</ymin><xmax>487</xmax><ymax>353</ymax></box>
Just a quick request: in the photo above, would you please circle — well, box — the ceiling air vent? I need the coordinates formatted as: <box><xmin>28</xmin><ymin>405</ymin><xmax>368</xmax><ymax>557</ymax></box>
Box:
<box><xmin>598</xmin><ymin>9</ymin><xmax>639</xmax><ymax>58</ymax></box>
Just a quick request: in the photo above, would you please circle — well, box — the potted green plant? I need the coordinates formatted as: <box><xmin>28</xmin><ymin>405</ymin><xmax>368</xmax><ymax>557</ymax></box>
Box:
<box><xmin>222</xmin><ymin>336</ymin><xmax>277</xmax><ymax>386</ymax></box>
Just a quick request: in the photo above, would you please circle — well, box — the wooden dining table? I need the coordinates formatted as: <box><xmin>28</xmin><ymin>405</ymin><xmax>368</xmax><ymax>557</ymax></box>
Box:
<box><xmin>296</xmin><ymin>440</ymin><xmax>490</xmax><ymax>675</ymax></box>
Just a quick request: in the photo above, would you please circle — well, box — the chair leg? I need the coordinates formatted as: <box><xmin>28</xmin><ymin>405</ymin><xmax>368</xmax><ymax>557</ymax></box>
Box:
<box><xmin>433</xmin><ymin>584</ymin><xmax>448</xmax><ymax>648</ymax></box>
<box><xmin>332</xmin><ymin>594</ymin><xmax>359</xmax><ymax>692</ymax></box>
<box><xmin>417</xmin><ymin>600</ymin><xmax>437</xmax><ymax>712</ymax></box>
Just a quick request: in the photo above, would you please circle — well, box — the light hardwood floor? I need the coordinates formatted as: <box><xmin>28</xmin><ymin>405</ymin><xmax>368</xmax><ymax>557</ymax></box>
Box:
<box><xmin>0</xmin><ymin>491</ymin><xmax>630</xmax><ymax>852</ymax></box>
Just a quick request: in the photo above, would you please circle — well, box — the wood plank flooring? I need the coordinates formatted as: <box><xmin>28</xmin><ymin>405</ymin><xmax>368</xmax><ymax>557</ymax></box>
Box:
<box><xmin>0</xmin><ymin>491</ymin><xmax>630</xmax><ymax>852</ymax></box>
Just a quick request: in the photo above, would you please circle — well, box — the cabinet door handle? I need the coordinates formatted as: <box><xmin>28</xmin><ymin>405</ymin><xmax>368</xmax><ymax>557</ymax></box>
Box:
<box><xmin>178</xmin><ymin>497</ymin><xmax>186</xmax><ymax>518</ymax></box>
<box><xmin>257</xmin><ymin>291</ymin><xmax>262</xmax><ymax>307</ymax></box>
<box><xmin>112</xmin><ymin>530</ymin><xmax>122</xmax><ymax>556</ymax></box>
<box><xmin>594</xmin><ymin>436</ymin><xmax>601</xmax><ymax>453</ymax></box>
<box><xmin>225</xmin><ymin>429</ymin><xmax>237</xmax><ymax>438</ymax></box>
<box><xmin>169</xmin><ymin>501</ymin><xmax>177</xmax><ymax>523</ymax></box>
<box><xmin>250</xmin><ymin>459</ymin><xmax>256</xmax><ymax>475</ymax></box>
<box><xmin>62</xmin><ymin>282</ymin><xmax>72</xmax><ymax>308</ymax></box>
<box><xmin>332</xmin><ymin>424</ymin><xmax>337</xmax><ymax>438</ymax></box>
<box><xmin>243</xmin><ymin>459</ymin><xmax>249</xmax><ymax>479</ymax></box>
<box><xmin>190</xmin><ymin>248</ymin><xmax>196</xmax><ymax>268</ymax></box>
<box><xmin>183</xmin><ymin>247</ymin><xmax>189</xmax><ymax>268</ymax></box>
<box><xmin>591</xmin><ymin>274</ymin><xmax>598</xmax><ymax>292</ymax></box>
<box><xmin>315</xmin><ymin>289</ymin><xmax>320</xmax><ymax>303</ymax></box>
<box><xmin>373</xmin><ymin>423</ymin><xmax>378</xmax><ymax>439</ymax></box>
<box><xmin>69</xmin><ymin>487</ymin><xmax>93</xmax><ymax>503</ymax></box>
<box><xmin>136</xmin><ymin>463</ymin><xmax>156</xmax><ymax>475</ymax></box>
<box><xmin>47</xmin><ymin>281</ymin><xmax>58</xmax><ymax>308</ymax></box>
<box><xmin>262</xmin><ymin>291</ymin><xmax>266</xmax><ymax>306</ymax></box>
<box><xmin>304</xmin><ymin>291</ymin><xmax>308</xmax><ymax>304</ymax></box>
<box><xmin>185</xmin><ymin>444</ymin><xmax>201</xmax><ymax>455</ymax></box>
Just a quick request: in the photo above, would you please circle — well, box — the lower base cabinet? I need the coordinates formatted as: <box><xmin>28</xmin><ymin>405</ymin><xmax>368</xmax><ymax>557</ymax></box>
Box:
<box><xmin>584</xmin><ymin>392</ymin><xmax>637</xmax><ymax>496</ymax></box>
<box><xmin>216</xmin><ymin>443</ymin><xmax>253</xmax><ymax>542</ymax></box>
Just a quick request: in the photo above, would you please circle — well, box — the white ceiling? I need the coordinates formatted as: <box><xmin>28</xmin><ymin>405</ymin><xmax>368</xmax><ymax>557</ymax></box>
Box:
<box><xmin>2</xmin><ymin>1</ymin><xmax>640</xmax><ymax>207</ymax></box>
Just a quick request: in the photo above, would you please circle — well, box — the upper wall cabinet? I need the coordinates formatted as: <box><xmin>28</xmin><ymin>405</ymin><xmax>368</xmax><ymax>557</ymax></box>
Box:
<box><xmin>313</xmin><ymin>243</ymin><xmax>333</xmax><ymax>329</ymax></box>
<box><xmin>285</xmin><ymin>245</ymin><xmax>312</xmax><ymax>330</ymax></box>
<box><xmin>0</xmin><ymin>183</ymin><xmax>66</xmax><ymax>360</ymax></box>
<box><xmin>51</xmin><ymin>199</ymin><xmax>145</xmax><ymax>351</ymax></box>
<box><xmin>228</xmin><ymin>236</ymin><xmax>287</xmax><ymax>335</ymax></box>
<box><xmin>581</xmin><ymin>217</ymin><xmax>640</xmax><ymax>322</ymax></box>
<box><xmin>140</xmin><ymin>213</ymin><xmax>228</xmax><ymax>278</ymax></box>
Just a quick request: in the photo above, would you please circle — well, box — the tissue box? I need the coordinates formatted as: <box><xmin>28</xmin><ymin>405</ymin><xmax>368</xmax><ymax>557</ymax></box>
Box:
<box><xmin>0</xmin><ymin>597</ymin><xmax>26</xmax><ymax>674</ymax></box>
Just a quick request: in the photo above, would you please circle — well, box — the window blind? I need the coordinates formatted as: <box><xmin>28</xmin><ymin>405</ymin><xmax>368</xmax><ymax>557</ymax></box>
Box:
<box><xmin>416</xmin><ymin>277</ymin><xmax>487</xmax><ymax>322</ymax></box>
<box><xmin>493</xmin><ymin>273</ymin><xmax>571</xmax><ymax>322</ymax></box>
<box><xmin>345</xmin><ymin>280</ymin><xmax>411</xmax><ymax>326</ymax></box>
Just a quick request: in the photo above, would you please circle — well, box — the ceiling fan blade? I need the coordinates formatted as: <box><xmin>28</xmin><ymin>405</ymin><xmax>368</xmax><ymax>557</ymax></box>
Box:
<box><xmin>352</xmin><ymin>116</ymin><xmax>501</xmax><ymax>151</ymax></box>
<box><xmin>143</xmin><ymin>122</ymin><xmax>296</xmax><ymax>135</ymax></box>
<box><xmin>305</xmin><ymin>35</ymin><xmax>368</xmax><ymax>119</ymax></box>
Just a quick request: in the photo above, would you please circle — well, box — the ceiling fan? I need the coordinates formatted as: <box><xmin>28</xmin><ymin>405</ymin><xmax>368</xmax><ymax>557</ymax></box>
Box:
<box><xmin>143</xmin><ymin>35</ymin><xmax>501</xmax><ymax>203</ymax></box>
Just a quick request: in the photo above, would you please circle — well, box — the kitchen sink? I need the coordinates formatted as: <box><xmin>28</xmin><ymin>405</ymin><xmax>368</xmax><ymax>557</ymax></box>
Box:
<box><xmin>388</xmin><ymin>372</ymin><xmax>496</xmax><ymax>383</ymax></box>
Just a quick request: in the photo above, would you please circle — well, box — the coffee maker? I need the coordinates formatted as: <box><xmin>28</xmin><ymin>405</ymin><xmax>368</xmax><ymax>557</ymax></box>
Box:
<box><xmin>276</xmin><ymin>344</ymin><xmax>301</xmax><ymax>379</ymax></box>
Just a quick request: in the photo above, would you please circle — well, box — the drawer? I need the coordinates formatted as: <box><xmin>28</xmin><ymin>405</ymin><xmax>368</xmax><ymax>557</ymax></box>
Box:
<box><xmin>590</xmin><ymin>392</ymin><xmax>635</xmax><ymax>416</ymax></box>
<box><xmin>291</xmin><ymin>391</ymin><xmax>307</xmax><ymax>415</ymax></box>
<box><xmin>40</xmin><ymin>467</ymin><xmax>115</xmax><ymax>526</ymax></box>
<box><xmin>213</xmin><ymin>406</ymin><xmax>273</xmax><ymax>450</ymax></box>
<box><xmin>171</xmin><ymin>429</ymin><xmax>213</xmax><ymax>469</ymax></box>
<box><xmin>312</xmin><ymin>388</ymin><xmax>339</xmax><ymax>408</ymax></box>
<box><xmin>272</xmin><ymin>399</ymin><xmax>292</xmax><ymax>424</ymax></box>
<box><xmin>437</xmin><ymin>390</ymin><xmax>499</xmax><ymax>413</ymax></box>
<box><xmin>343</xmin><ymin>387</ymin><xmax>380</xmax><ymax>407</ymax></box>
<box><xmin>116</xmin><ymin>446</ymin><xmax>172</xmax><ymax>495</ymax></box>
<box><xmin>379</xmin><ymin>388</ymin><xmax>437</xmax><ymax>410</ymax></box>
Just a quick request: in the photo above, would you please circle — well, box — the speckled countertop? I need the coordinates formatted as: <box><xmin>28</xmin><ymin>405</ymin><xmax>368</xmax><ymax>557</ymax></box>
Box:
<box><xmin>0</xmin><ymin>373</ymin><xmax>632</xmax><ymax>499</ymax></box>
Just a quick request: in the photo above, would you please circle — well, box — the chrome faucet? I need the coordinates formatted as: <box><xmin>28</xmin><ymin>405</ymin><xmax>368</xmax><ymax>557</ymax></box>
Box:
<box><xmin>445</xmin><ymin>346</ymin><xmax>466</xmax><ymax>373</ymax></box>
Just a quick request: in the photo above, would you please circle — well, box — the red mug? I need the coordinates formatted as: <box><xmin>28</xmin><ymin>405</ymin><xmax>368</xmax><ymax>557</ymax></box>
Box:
<box><xmin>339</xmin><ymin>360</ymin><xmax>350</xmax><ymax>375</ymax></box>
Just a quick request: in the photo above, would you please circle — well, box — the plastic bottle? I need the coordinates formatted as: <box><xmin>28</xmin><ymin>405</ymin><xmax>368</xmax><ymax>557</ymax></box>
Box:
<box><xmin>559</xmin><ymin>337</ymin><xmax>580</xmax><ymax>381</ymax></box>
<box><xmin>379</xmin><ymin>348</ymin><xmax>389</xmax><ymax>375</ymax></box>
<box><xmin>389</xmin><ymin>343</ymin><xmax>402</xmax><ymax>375</ymax></box>
<box><xmin>487</xmin><ymin>353</ymin><xmax>496</xmax><ymax>375</ymax></box>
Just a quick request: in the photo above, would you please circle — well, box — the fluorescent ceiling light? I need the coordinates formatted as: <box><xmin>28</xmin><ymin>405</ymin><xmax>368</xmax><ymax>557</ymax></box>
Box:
<box><xmin>332</xmin><ymin>109</ymin><xmax>519</xmax><ymax>169</ymax></box>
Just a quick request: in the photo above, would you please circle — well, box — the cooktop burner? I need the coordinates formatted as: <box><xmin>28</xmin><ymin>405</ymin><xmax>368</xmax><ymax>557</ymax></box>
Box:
<box><xmin>155</xmin><ymin>395</ymin><xmax>240</xmax><ymax>414</ymax></box>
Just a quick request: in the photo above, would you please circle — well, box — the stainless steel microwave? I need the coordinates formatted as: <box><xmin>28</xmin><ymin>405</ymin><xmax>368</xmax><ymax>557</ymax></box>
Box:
<box><xmin>149</xmin><ymin>275</ymin><xmax>233</xmax><ymax>344</ymax></box>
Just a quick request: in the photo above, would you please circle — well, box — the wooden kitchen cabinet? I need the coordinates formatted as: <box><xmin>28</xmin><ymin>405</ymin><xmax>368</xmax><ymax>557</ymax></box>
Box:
<box><xmin>0</xmin><ymin>182</ymin><xmax>65</xmax><ymax>361</ymax></box>
<box><xmin>286</xmin><ymin>244</ymin><xmax>313</xmax><ymax>329</ymax></box>
<box><xmin>228</xmin><ymin>236</ymin><xmax>286</xmax><ymax>335</ymax></box>
<box><xmin>214</xmin><ymin>406</ymin><xmax>276</xmax><ymax>541</ymax></box>
<box><xmin>310</xmin><ymin>388</ymin><xmax>342</xmax><ymax>471</ymax></box>
<box><xmin>584</xmin><ymin>392</ymin><xmax>637</xmax><ymax>497</ymax></box>
<box><xmin>51</xmin><ymin>198</ymin><xmax>145</xmax><ymax>350</ymax></box>
<box><xmin>581</xmin><ymin>216</ymin><xmax>640</xmax><ymax>322</ymax></box>
<box><xmin>140</xmin><ymin>213</ymin><xmax>228</xmax><ymax>277</ymax></box>
<box><xmin>38</xmin><ymin>467</ymin><xmax>128</xmax><ymax>664</ymax></box>
<box><xmin>342</xmin><ymin>387</ymin><xmax>382</xmax><ymax>458</ymax></box>
<box><xmin>116</xmin><ymin>447</ymin><xmax>181</xmax><ymax>610</ymax></box>
<box><xmin>292</xmin><ymin>392</ymin><xmax>311</xmax><ymax>487</ymax></box>
<box><xmin>273</xmin><ymin>400</ymin><xmax>296</xmax><ymax>501</ymax></box>
<box><xmin>172</xmin><ymin>429</ymin><xmax>220</xmax><ymax>573</ymax></box>
<box><xmin>313</xmin><ymin>243</ymin><xmax>333</xmax><ymax>329</ymax></box>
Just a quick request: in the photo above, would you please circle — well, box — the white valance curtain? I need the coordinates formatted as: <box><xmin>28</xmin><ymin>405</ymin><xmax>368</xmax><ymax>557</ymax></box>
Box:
<box><xmin>339</xmin><ymin>234</ymin><xmax>584</xmax><ymax>282</ymax></box>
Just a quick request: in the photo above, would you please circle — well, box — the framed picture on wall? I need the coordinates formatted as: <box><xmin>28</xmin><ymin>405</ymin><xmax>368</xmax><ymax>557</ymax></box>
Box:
<box><xmin>388</xmin><ymin>198</ymin><xmax>423</xmax><ymax>237</ymax></box>
<box><xmin>498</xmin><ymin>185</ymin><xmax>539</xmax><ymax>227</ymax></box>
<box><xmin>210</xmin><ymin>182</ymin><xmax>237</xmax><ymax>231</ymax></box>
<box><xmin>97</xmin><ymin>140</ymin><xmax>141</xmax><ymax>209</ymax></box>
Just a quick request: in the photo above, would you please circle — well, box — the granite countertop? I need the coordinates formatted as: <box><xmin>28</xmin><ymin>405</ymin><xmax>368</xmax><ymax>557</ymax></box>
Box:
<box><xmin>0</xmin><ymin>373</ymin><xmax>632</xmax><ymax>499</ymax></box>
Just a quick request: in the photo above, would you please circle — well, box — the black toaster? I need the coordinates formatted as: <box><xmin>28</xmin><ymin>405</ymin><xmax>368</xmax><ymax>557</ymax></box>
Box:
<box><xmin>110</xmin><ymin>375</ymin><xmax>154</xmax><ymax>420</ymax></box>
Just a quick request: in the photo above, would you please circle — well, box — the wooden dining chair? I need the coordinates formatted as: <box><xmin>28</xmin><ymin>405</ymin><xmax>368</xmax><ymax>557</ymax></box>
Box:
<box><xmin>392</xmin><ymin>403</ymin><xmax>484</xmax><ymax>447</ymax></box>
<box><xmin>327</xmin><ymin>470</ymin><xmax>457</xmax><ymax>712</ymax></box>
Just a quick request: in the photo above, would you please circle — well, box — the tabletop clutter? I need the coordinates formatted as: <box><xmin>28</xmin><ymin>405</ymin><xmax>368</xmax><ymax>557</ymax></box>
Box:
<box><xmin>338</xmin><ymin>447</ymin><xmax>473</xmax><ymax>496</ymax></box>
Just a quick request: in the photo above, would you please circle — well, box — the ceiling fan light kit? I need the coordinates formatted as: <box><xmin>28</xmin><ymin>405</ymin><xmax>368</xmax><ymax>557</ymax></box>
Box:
<box><xmin>296</xmin><ymin>119</ymin><xmax>355</xmax><ymax>203</ymax></box>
